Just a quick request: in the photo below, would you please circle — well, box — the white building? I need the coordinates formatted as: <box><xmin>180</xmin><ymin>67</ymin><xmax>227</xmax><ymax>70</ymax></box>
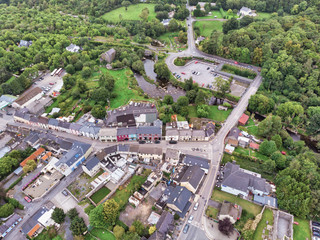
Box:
<box><xmin>66</xmin><ymin>44</ymin><xmax>81</xmax><ymax>53</ymax></box>
<box><xmin>98</xmin><ymin>128</ymin><xmax>117</xmax><ymax>142</ymax></box>
<box><xmin>238</xmin><ymin>7</ymin><xmax>257</xmax><ymax>17</ymax></box>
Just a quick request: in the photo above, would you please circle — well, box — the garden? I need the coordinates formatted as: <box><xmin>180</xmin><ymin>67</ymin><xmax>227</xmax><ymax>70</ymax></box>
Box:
<box><xmin>193</xmin><ymin>21</ymin><xmax>223</xmax><ymax>37</ymax></box>
<box><xmin>90</xmin><ymin>187</ymin><xmax>111</xmax><ymax>205</ymax></box>
<box><xmin>253</xmin><ymin>208</ymin><xmax>274</xmax><ymax>240</ymax></box>
<box><xmin>85</xmin><ymin>228</ymin><xmax>116</xmax><ymax>240</ymax></box>
<box><xmin>102</xmin><ymin>4</ymin><xmax>157</xmax><ymax>22</ymax></box>
<box><xmin>293</xmin><ymin>217</ymin><xmax>311</xmax><ymax>240</ymax></box>
<box><xmin>188</xmin><ymin>105</ymin><xmax>232</xmax><ymax>122</ymax></box>
<box><xmin>206</xmin><ymin>206</ymin><xmax>219</xmax><ymax>219</ymax></box>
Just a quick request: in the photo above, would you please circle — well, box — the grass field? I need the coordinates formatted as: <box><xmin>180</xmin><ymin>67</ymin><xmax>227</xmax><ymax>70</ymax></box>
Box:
<box><xmin>256</xmin><ymin>12</ymin><xmax>273</xmax><ymax>19</ymax></box>
<box><xmin>112</xmin><ymin>174</ymin><xmax>148</xmax><ymax>210</ymax></box>
<box><xmin>206</xmin><ymin>206</ymin><xmax>219</xmax><ymax>219</ymax></box>
<box><xmin>188</xmin><ymin>105</ymin><xmax>231</xmax><ymax>122</ymax></box>
<box><xmin>253</xmin><ymin>208</ymin><xmax>274</xmax><ymax>240</ymax></box>
<box><xmin>196</xmin><ymin>10</ymin><xmax>223</xmax><ymax>19</ymax></box>
<box><xmin>243</xmin><ymin>118</ymin><xmax>259</xmax><ymax>137</ymax></box>
<box><xmin>211</xmin><ymin>189</ymin><xmax>262</xmax><ymax>216</ymax></box>
<box><xmin>222</xmin><ymin>153</ymin><xmax>275</xmax><ymax>181</ymax></box>
<box><xmin>194</xmin><ymin>21</ymin><xmax>223</xmax><ymax>37</ymax></box>
<box><xmin>293</xmin><ymin>217</ymin><xmax>311</xmax><ymax>240</ymax></box>
<box><xmin>102</xmin><ymin>4</ymin><xmax>156</xmax><ymax>22</ymax></box>
<box><xmin>85</xmin><ymin>228</ymin><xmax>116</xmax><ymax>240</ymax></box>
<box><xmin>234</xmin><ymin>147</ymin><xmax>269</xmax><ymax>161</ymax></box>
<box><xmin>90</xmin><ymin>187</ymin><xmax>111</xmax><ymax>204</ymax></box>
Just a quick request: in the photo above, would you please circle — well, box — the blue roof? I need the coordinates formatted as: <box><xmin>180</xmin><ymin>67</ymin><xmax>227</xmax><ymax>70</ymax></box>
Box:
<box><xmin>56</xmin><ymin>141</ymin><xmax>91</xmax><ymax>167</ymax></box>
<box><xmin>253</xmin><ymin>195</ymin><xmax>277</xmax><ymax>208</ymax></box>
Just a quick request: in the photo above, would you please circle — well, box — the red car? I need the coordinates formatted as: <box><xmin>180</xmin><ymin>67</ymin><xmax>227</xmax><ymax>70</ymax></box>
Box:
<box><xmin>234</xmin><ymin>61</ymin><xmax>238</xmax><ymax>64</ymax></box>
<box><xmin>181</xmin><ymin>72</ymin><xmax>186</xmax><ymax>75</ymax></box>
<box><xmin>281</xmin><ymin>151</ymin><xmax>287</xmax><ymax>155</ymax></box>
<box><xmin>49</xmin><ymin>82</ymin><xmax>55</xmax><ymax>85</ymax></box>
<box><xmin>195</xmin><ymin>61</ymin><xmax>198</xmax><ymax>64</ymax></box>
<box><xmin>24</xmin><ymin>196</ymin><xmax>32</xmax><ymax>203</ymax></box>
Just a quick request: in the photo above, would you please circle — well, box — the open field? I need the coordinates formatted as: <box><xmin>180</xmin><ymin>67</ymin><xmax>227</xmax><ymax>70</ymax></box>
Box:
<box><xmin>188</xmin><ymin>105</ymin><xmax>231</xmax><ymax>122</ymax></box>
<box><xmin>222</xmin><ymin>153</ymin><xmax>275</xmax><ymax>181</ymax></box>
<box><xmin>293</xmin><ymin>217</ymin><xmax>311</xmax><ymax>240</ymax></box>
<box><xmin>196</xmin><ymin>10</ymin><xmax>223</xmax><ymax>19</ymax></box>
<box><xmin>90</xmin><ymin>187</ymin><xmax>111</xmax><ymax>204</ymax></box>
<box><xmin>253</xmin><ymin>208</ymin><xmax>274</xmax><ymax>240</ymax></box>
<box><xmin>194</xmin><ymin>21</ymin><xmax>223</xmax><ymax>37</ymax></box>
<box><xmin>256</xmin><ymin>12</ymin><xmax>273</xmax><ymax>19</ymax></box>
<box><xmin>211</xmin><ymin>189</ymin><xmax>262</xmax><ymax>216</ymax></box>
<box><xmin>102</xmin><ymin>4</ymin><xmax>156</xmax><ymax>22</ymax></box>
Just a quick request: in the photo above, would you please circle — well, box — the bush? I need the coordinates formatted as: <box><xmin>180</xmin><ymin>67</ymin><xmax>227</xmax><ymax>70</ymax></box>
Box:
<box><xmin>221</xmin><ymin>64</ymin><xmax>257</xmax><ymax>79</ymax></box>
<box><xmin>0</xmin><ymin>203</ymin><xmax>14</xmax><ymax>218</ymax></box>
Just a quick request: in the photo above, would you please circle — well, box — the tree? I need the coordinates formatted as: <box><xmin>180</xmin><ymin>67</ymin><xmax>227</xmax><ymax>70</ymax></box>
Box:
<box><xmin>177</xmin><ymin>96</ymin><xmax>189</xmax><ymax>106</ymax></box>
<box><xmin>197</xmin><ymin>105</ymin><xmax>209</xmax><ymax>118</ymax></box>
<box><xmin>262</xmin><ymin>159</ymin><xmax>276</xmax><ymax>174</ymax></box>
<box><xmin>163</xmin><ymin>95</ymin><xmax>173</xmax><ymax>105</ymax></box>
<box><xmin>248</xmin><ymin>94</ymin><xmax>275</xmax><ymax>115</ymax></box>
<box><xmin>68</xmin><ymin>208</ymin><xmax>79</xmax><ymax>220</ymax></box>
<box><xmin>149</xmin><ymin>225</ymin><xmax>156</xmax><ymax>235</ymax></box>
<box><xmin>51</xmin><ymin>208</ymin><xmax>66</xmax><ymax>224</ymax></box>
<box><xmin>168</xmin><ymin>19</ymin><xmax>179</xmax><ymax>32</ymax></box>
<box><xmin>23</xmin><ymin>160</ymin><xmax>37</xmax><ymax>173</ymax></box>
<box><xmin>178</xmin><ymin>31</ymin><xmax>188</xmax><ymax>44</ymax></box>
<box><xmin>218</xmin><ymin>218</ymin><xmax>234</xmax><ymax>236</ymax></box>
<box><xmin>277</xmin><ymin>101</ymin><xmax>304</xmax><ymax>126</ymax></box>
<box><xmin>91</xmin><ymin>105</ymin><xmax>106</xmax><ymax>119</ymax></box>
<box><xmin>139</xmin><ymin>8</ymin><xmax>149</xmax><ymax>21</ymax></box>
<box><xmin>307</xmin><ymin>113</ymin><xmax>320</xmax><ymax>136</ymax></box>
<box><xmin>186</xmin><ymin>89</ymin><xmax>197</xmax><ymax>103</ymax></box>
<box><xmin>91</xmin><ymin>87</ymin><xmax>110</xmax><ymax>103</ymax></box>
<box><xmin>0</xmin><ymin>203</ymin><xmax>14</xmax><ymax>218</ymax></box>
<box><xmin>89</xmin><ymin>205</ymin><xmax>106</xmax><ymax>228</ymax></box>
<box><xmin>103</xmin><ymin>199</ymin><xmax>119</xmax><ymax>226</ymax></box>
<box><xmin>154</xmin><ymin>61</ymin><xmax>170</xmax><ymax>81</ymax></box>
<box><xmin>258</xmin><ymin>115</ymin><xmax>282</xmax><ymax>139</ymax></box>
<box><xmin>195</xmin><ymin>90</ymin><xmax>210</xmax><ymax>105</ymax></box>
<box><xmin>271</xmin><ymin>134</ymin><xmax>282</xmax><ymax>149</ymax></box>
<box><xmin>113</xmin><ymin>225</ymin><xmax>125</xmax><ymax>239</ymax></box>
<box><xmin>271</xmin><ymin>151</ymin><xmax>287</xmax><ymax>170</ymax></box>
<box><xmin>123</xmin><ymin>232</ymin><xmax>140</xmax><ymax>240</ymax></box>
<box><xmin>122</xmin><ymin>1</ymin><xmax>131</xmax><ymax>11</ymax></box>
<box><xmin>222</xmin><ymin>18</ymin><xmax>239</xmax><ymax>34</ymax></box>
<box><xmin>66</xmin><ymin>64</ymin><xmax>75</xmax><ymax>74</ymax></box>
<box><xmin>131</xmin><ymin>60</ymin><xmax>144</xmax><ymax>74</ymax></box>
<box><xmin>132</xmin><ymin>220</ymin><xmax>146</xmax><ymax>236</ymax></box>
<box><xmin>70</xmin><ymin>216</ymin><xmax>87</xmax><ymax>236</ymax></box>
<box><xmin>260</xmin><ymin>140</ymin><xmax>277</xmax><ymax>156</ymax></box>
<box><xmin>81</xmin><ymin>66</ymin><xmax>92</xmax><ymax>78</ymax></box>
<box><xmin>213</xmin><ymin>76</ymin><xmax>230</xmax><ymax>98</ymax></box>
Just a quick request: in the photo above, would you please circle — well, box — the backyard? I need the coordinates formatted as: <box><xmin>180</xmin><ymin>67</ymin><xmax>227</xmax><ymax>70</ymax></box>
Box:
<box><xmin>111</xmin><ymin>173</ymin><xmax>149</xmax><ymax>210</ymax></box>
<box><xmin>211</xmin><ymin>189</ymin><xmax>262</xmax><ymax>216</ymax></box>
<box><xmin>293</xmin><ymin>217</ymin><xmax>311</xmax><ymax>240</ymax></box>
<box><xmin>102</xmin><ymin>4</ymin><xmax>156</xmax><ymax>22</ymax></box>
<box><xmin>222</xmin><ymin>153</ymin><xmax>275</xmax><ymax>181</ymax></box>
<box><xmin>90</xmin><ymin>187</ymin><xmax>111</xmax><ymax>205</ymax></box>
<box><xmin>253</xmin><ymin>208</ymin><xmax>274</xmax><ymax>240</ymax></box>
<box><xmin>85</xmin><ymin>228</ymin><xmax>116</xmax><ymax>240</ymax></box>
<box><xmin>238</xmin><ymin>118</ymin><xmax>259</xmax><ymax>137</ymax></box>
<box><xmin>158</xmin><ymin>31</ymin><xmax>186</xmax><ymax>51</ymax></box>
<box><xmin>206</xmin><ymin>206</ymin><xmax>219</xmax><ymax>219</ymax></box>
<box><xmin>188</xmin><ymin>105</ymin><xmax>231</xmax><ymax>122</ymax></box>
<box><xmin>194</xmin><ymin>21</ymin><xmax>223</xmax><ymax>37</ymax></box>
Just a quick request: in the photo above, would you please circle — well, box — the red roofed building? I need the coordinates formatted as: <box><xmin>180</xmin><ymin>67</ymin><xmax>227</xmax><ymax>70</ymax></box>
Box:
<box><xmin>249</xmin><ymin>142</ymin><xmax>260</xmax><ymax>150</ymax></box>
<box><xmin>20</xmin><ymin>147</ymin><xmax>45</xmax><ymax>167</ymax></box>
<box><xmin>238</xmin><ymin>113</ymin><xmax>249</xmax><ymax>126</ymax></box>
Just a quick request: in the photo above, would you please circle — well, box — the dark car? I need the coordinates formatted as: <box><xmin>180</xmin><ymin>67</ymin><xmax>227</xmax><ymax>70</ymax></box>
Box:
<box><xmin>313</xmin><ymin>228</ymin><xmax>320</xmax><ymax>233</ymax></box>
<box><xmin>207</xmin><ymin>67</ymin><xmax>210</xmax><ymax>70</ymax></box>
<box><xmin>169</xmin><ymin>140</ymin><xmax>177</xmax><ymax>144</ymax></box>
<box><xmin>313</xmin><ymin>222</ymin><xmax>320</xmax><ymax>227</ymax></box>
<box><xmin>154</xmin><ymin>140</ymin><xmax>161</xmax><ymax>144</ymax></box>
<box><xmin>139</xmin><ymin>140</ymin><xmax>146</xmax><ymax>144</ymax></box>
<box><xmin>62</xmin><ymin>190</ymin><xmax>69</xmax><ymax>196</ymax></box>
<box><xmin>183</xmin><ymin>224</ymin><xmax>190</xmax><ymax>234</ymax></box>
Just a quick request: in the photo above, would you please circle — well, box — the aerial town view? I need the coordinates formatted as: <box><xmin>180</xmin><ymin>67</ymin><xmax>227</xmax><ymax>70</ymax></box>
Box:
<box><xmin>0</xmin><ymin>0</ymin><xmax>320</xmax><ymax>240</ymax></box>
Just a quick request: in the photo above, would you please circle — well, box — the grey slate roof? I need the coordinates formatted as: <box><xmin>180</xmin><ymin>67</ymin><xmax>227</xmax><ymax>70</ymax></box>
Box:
<box><xmin>55</xmin><ymin>141</ymin><xmax>91</xmax><ymax>167</ymax></box>
<box><xmin>148</xmin><ymin>231</ymin><xmax>165</xmax><ymax>240</ymax></box>
<box><xmin>205</xmin><ymin>122</ymin><xmax>215</xmax><ymax>137</ymax></box>
<box><xmin>58</xmin><ymin>121</ymin><xmax>71</xmax><ymax>129</ymax></box>
<box><xmin>166</xmin><ymin>186</ymin><xmax>192</xmax><ymax>212</ymax></box>
<box><xmin>222</xmin><ymin>162</ymin><xmax>270</xmax><ymax>194</ymax></box>
<box><xmin>145</xmin><ymin>113</ymin><xmax>157</xmax><ymax>123</ymax></box>
<box><xmin>137</xmin><ymin>126</ymin><xmax>161</xmax><ymax>135</ymax></box>
<box><xmin>180</xmin><ymin>165</ymin><xmax>205</xmax><ymax>190</ymax></box>
<box><xmin>69</xmin><ymin>123</ymin><xmax>82</xmax><ymax>131</ymax></box>
<box><xmin>84</xmin><ymin>156</ymin><xmax>100</xmax><ymax>170</ymax></box>
<box><xmin>166</xmin><ymin>129</ymin><xmax>179</xmax><ymax>136</ymax></box>
<box><xmin>153</xmin><ymin>119</ymin><xmax>163</xmax><ymax>128</ymax></box>
<box><xmin>21</xmin><ymin>207</ymin><xmax>47</xmax><ymax>234</ymax></box>
<box><xmin>165</xmin><ymin>148</ymin><xmax>179</xmax><ymax>160</ymax></box>
<box><xmin>182</xmin><ymin>155</ymin><xmax>209</xmax><ymax>170</ymax></box>
<box><xmin>80</xmin><ymin>124</ymin><xmax>101</xmax><ymax>135</ymax></box>
<box><xmin>118</xmin><ymin>144</ymin><xmax>130</xmax><ymax>152</ymax></box>
<box><xmin>117</xmin><ymin>127</ymin><xmax>137</xmax><ymax>136</ymax></box>
<box><xmin>48</xmin><ymin>118</ymin><xmax>59</xmax><ymax>126</ymax></box>
<box><xmin>227</xmin><ymin>127</ymin><xmax>240</xmax><ymax>139</ymax></box>
<box><xmin>156</xmin><ymin>211</ymin><xmax>174</xmax><ymax>234</ymax></box>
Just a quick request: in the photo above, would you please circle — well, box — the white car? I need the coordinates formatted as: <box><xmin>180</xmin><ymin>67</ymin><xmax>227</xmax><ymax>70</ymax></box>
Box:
<box><xmin>188</xmin><ymin>215</ymin><xmax>194</xmax><ymax>223</ymax></box>
<box><xmin>241</xmin><ymin>131</ymin><xmax>249</xmax><ymax>137</ymax></box>
<box><xmin>193</xmin><ymin>202</ymin><xmax>199</xmax><ymax>211</ymax></box>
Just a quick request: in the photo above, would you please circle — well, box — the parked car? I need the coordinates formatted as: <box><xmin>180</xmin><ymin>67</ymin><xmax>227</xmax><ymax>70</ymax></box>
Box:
<box><xmin>207</xmin><ymin>67</ymin><xmax>210</xmax><ymax>70</ymax></box>
<box><xmin>49</xmin><ymin>82</ymin><xmax>54</xmax><ymax>85</ymax></box>
<box><xmin>169</xmin><ymin>140</ymin><xmax>177</xmax><ymax>144</ymax></box>
<box><xmin>24</xmin><ymin>196</ymin><xmax>32</xmax><ymax>203</ymax></box>
<box><xmin>62</xmin><ymin>190</ymin><xmax>69</xmax><ymax>196</ymax></box>
<box><xmin>181</xmin><ymin>72</ymin><xmax>186</xmax><ymax>75</ymax></box>
<box><xmin>313</xmin><ymin>222</ymin><xmax>320</xmax><ymax>227</ymax></box>
<box><xmin>234</xmin><ymin>61</ymin><xmax>238</xmax><ymax>64</ymax></box>
<box><xmin>188</xmin><ymin>215</ymin><xmax>194</xmax><ymax>223</ymax></box>
<box><xmin>139</xmin><ymin>140</ymin><xmax>146</xmax><ymax>144</ymax></box>
<box><xmin>314</xmin><ymin>232</ymin><xmax>320</xmax><ymax>238</ymax></box>
<box><xmin>183</xmin><ymin>224</ymin><xmax>190</xmax><ymax>234</ymax></box>
<box><xmin>154</xmin><ymin>140</ymin><xmax>161</xmax><ymax>144</ymax></box>
<box><xmin>193</xmin><ymin>202</ymin><xmax>199</xmax><ymax>211</ymax></box>
<box><xmin>195</xmin><ymin>61</ymin><xmax>198</xmax><ymax>64</ymax></box>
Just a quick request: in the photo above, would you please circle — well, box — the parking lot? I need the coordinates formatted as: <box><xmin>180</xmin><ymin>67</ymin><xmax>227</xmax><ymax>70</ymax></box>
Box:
<box><xmin>33</xmin><ymin>71</ymin><xmax>64</xmax><ymax>96</ymax></box>
<box><xmin>173</xmin><ymin>60</ymin><xmax>247</xmax><ymax>97</ymax></box>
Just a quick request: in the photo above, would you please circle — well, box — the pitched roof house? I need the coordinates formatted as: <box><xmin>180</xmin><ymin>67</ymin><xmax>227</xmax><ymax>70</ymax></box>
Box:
<box><xmin>218</xmin><ymin>201</ymin><xmax>242</xmax><ymax>224</ymax></box>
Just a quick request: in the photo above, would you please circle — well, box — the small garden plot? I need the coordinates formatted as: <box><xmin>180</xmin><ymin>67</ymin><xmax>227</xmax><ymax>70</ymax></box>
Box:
<box><xmin>188</xmin><ymin>105</ymin><xmax>232</xmax><ymax>122</ymax></box>
<box><xmin>194</xmin><ymin>21</ymin><xmax>223</xmax><ymax>37</ymax></box>
<box><xmin>85</xmin><ymin>228</ymin><xmax>116</xmax><ymax>240</ymax></box>
<box><xmin>206</xmin><ymin>206</ymin><xmax>219</xmax><ymax>219</ymax></box>
<box><xmin>90</xmin><ymin>187</ymin><xmax>111</xmax><ymax>204</ymax></box>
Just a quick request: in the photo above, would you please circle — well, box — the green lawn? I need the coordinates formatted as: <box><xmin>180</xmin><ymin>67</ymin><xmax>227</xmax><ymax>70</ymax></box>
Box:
<box><xmin>244</xmin><ymin>118</ymin><xmax>259</xmax><ymax>137</ymax></box>
<box><xmin>256</xmin><ymin>12</ymin><xmax>273</xmax><ymax>20</ymax></box>
<box><xmin>194</xmin><ymin>21</ymin><xmax>223</xmax><ymax>37</ymax></box>
<box><xmin>102</xmin><ymin>4</ymin><xmax>156</xmax><ymax>22</ymax></box>
<box><xmin>196</xmin><ymin>10</ymin><xmax>223</xmax><ymax>19</ymax></box>
<box><xmin>253</xmin><ymin>208</ymin><xmax>274</xmax><ymax>240</ymax></box>
<box><xmin>90</xmin><ymin>187</ymin><xmax>111</xmax><ymax>204</ymax></box>
<box><xmin>234</xmin><ymin>147</ymin><xmax>269</xmax><ymax>161</ymax></box>
<box><xmin>188</xmin><ymin>105</ymin><xmax>231</xmax><ymax>122</ymax></box>
<box><xmin>112</xmin><ymin>174</ymin><xmax>148</xmax><ymax>210</ymax></box>
<box><xmin>293</xmin><ymin>217</ymin><xmax>311</xmax><ymax>240</ymax></box>
<box><xmin>206</xmin><ymin>206</ymin><xmax>219</xmax><ymax>219</ymax></box>
<box><xmin>85</xmin><ymin>228</ymin><xmax>116</xmax><ymax>240</ymax></box>
<box><xmin>212</xmin><ymin>189</ymin><xmax>262</xmax><ymax>216</ymax></box>
<box><xmin>222</xmin><ymin>153</ymin><xmax>275</xmax><ymax>181</ymax></box>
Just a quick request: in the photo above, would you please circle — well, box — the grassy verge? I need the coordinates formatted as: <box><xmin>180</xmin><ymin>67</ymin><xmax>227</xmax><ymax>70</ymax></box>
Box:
<box><xmin>253</xmin><ymin>208</ymin><xmax>274</xmax><ymax>240</ymax></box>
<box><xmin>91</xmin><ymin>187</ymin><xmax>111</xmax><ymax>204</ymax></box>
<box><xmin>194</xmin><ymin>21</ymin><xmax>223</xmax><ymax>37</ymax></box>
<box><xmin>85</xmin><ymin>228</ymin><xmax>116</xmax><ymax>240</ymax></box>
<box><xmin>221</xmin><ymin>64</ymin><xmax>257</xmax><ymax>79</ymax></box>
<box><xmin>293</xmin><ymin>217</ymin><xmax>311</xmax><ymax>240</ymax></box>
<box><xmin>222</xmin><ymin>153</ymin><xmax>275</xmax><ymax>181</ymax></box>
<box><xmin>188</xmin><ymin>105</ymin><xmax>232</xmax><ymax>122</ymax></box>
<box><xmin>206</xmin><ymin>206</ymin><xmax>219</xmax><ymax>219</ymax></box>
<box><xmin>211</xmin><ymin>189</ymin><xmax>262</xmax><ymax>216</ymax></box>
<box><xmin>102</xmin><ymin>4</ymin><xmax>156</xmax><ymax>22</ymax></box>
